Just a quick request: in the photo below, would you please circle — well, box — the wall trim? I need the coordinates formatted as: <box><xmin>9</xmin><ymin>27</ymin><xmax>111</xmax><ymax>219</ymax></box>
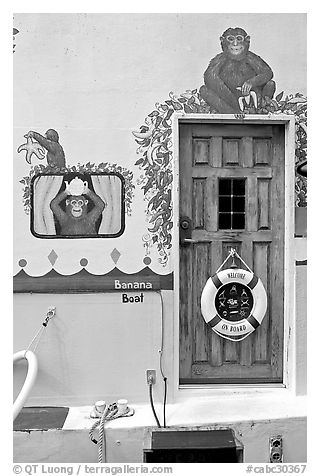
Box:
<box><xmin>13</xmin><ymin>267</ymin><xmax>174</xmax><ymax>293</ymax></box>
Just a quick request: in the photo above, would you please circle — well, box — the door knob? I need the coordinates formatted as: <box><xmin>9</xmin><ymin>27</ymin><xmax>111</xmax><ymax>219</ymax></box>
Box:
<box><xmin>180</xmin><ymin>216</ymin><xmax>193</xmax><ymax>246</ymax></box>
<box><xmin>181</xmin><ymin>220</ymin><xmax>190</xmax><ymax>230</ymax></box>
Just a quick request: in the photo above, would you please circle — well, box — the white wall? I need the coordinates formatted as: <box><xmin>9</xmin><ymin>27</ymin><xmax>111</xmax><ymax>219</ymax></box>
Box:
<box><xmin>13</xmin><ymin>259</ymin><xmax>306</xmax><ymax>406</ymax></box>
<box><xmin>13</xmin><ymin>417</ymin><xmax>307</xmax><ymax>463</ymax></box>
<box><xmin>13</xmin><ymin>13</ymin><xmax>307</xmax><ymax>276</ymax></box>
<box><xmin>13</xmin><ymin>12</ymin><xmax>307</xmax><ymax>406</ymax></box>
<box><xmin>13</xmin><ymin>291</ymin><xmax>174</xmax><ymax>405</ymax></box>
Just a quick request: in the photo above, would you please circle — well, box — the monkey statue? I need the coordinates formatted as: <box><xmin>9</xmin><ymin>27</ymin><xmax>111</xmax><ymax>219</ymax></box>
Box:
<box><xmin>199</xmin><ymin>27</ymin><xmax>276</xmax><ymax>113</ymax></box>
<box><xmin>26</xmin><ymin>129</ymin><xmax>66</xmax><ymax>169</ymax></box>
<box><xmin>50</xmin><ymin>181</ymin><xmax>105</xmax><ymax>235</ymax></box>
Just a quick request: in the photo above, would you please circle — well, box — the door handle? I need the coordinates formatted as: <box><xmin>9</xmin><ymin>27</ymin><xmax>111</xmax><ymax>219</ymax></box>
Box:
<box><xmin>180</xmin><ymin>216</ymin><xmax>193</xmax><ymax>246</ymax></box>
<box><xmin>180</xmin><ymin>217</ymin><xmax>212</xmax><ymax>245</ymax></box>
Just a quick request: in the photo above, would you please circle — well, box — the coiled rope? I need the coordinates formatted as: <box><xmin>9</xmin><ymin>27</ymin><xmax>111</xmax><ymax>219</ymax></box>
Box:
<box><xmin>89</xmin><ymin>402</ymin><xmax>134</xmax><ymax>463</ymax></box>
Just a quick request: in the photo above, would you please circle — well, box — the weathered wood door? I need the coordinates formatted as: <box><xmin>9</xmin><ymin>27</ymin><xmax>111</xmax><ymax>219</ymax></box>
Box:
<box><xmin>179</xmin><ymin>122</ymin><xmax>285</xmax><ymax>384</ymax></box>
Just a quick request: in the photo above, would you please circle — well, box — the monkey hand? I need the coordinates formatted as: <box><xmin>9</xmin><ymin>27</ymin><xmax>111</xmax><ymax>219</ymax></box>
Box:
<box><xmin>241</xmin><ymin>81</ymin><xmax>253</xmax><ymax>96</ymax></box>
<box><xmin>64</xmin><ymin>183</ymin><xmax>71</xmax><ymax>195</ymax></box>
<box><xmin>83</xmin><ymin>183</ymin><xmax>89</xmax><ymax>195</ymax></box>
<box><xmin>24</xmin><ymin>131</ymin><xmax>34</xmax><ymax>139</ymax></box>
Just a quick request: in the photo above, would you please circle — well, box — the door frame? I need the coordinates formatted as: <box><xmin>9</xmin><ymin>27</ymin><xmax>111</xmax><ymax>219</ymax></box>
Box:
<box><xmin>172</xmin><ymin>113</ymin><xmax>296</xmax><ymax>396</ymax></box>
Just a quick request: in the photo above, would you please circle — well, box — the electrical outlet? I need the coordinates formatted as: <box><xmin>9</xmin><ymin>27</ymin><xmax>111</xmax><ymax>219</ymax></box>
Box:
<box><xmin>146</xmin><ymin>369</ymin><xmax>156</xmax><ymax>385</ymax></box>
<box><xmin>269</xmin><ymin>436</ymin><xmax>283</xmax><ymax>463</ymax></box>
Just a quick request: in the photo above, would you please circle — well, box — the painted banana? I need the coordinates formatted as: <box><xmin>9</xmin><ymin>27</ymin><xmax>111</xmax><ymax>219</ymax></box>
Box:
<box><xmin>132</xmin><ymin>129</ymin><xmax>153</xmax><ymax>139</ymax></box>
<box><xmin>147</xmin><ymin>142</ymin><xmax>162</xmax><ymax>165</ymax></box>
<box><xmin>237</xmin><ymin>88</ymin><xmax>258</xmax><ymax>111</ymax></box>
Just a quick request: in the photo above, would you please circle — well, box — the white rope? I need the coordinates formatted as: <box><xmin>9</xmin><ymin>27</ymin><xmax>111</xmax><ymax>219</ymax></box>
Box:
<box><xmin>89</xmin><ymin>403</ymin><xmax>135</xmax><ymax>463</ymax></box>
<box><xmin>216</xmin><ymin>248</ymin><xmax>253</xmax><ymax>274</ymax></box>
<box><xmin>235</xmin><ymin>251</ymin><xmax>254</xmax><ymax>273</ymax></box>
<box><xmin>216</xmin><ymin>251</ymin><xmax>234</xmax><ymax>273</ymax></box>
<box><xmin>24</xmin><ymin>308</ymin><xmax>55</xmax><ymax>357</ymax></box>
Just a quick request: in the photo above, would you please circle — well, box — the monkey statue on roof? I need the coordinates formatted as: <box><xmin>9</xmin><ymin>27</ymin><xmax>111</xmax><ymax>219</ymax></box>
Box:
<box><xmin>199</xmin><ymin>27</ymin><xmax>276</xmax><ymax>113</ymax></box>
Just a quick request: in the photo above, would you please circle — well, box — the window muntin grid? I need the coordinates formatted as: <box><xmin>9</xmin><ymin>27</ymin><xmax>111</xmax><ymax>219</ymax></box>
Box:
<box><xmin>218</xmin><ymin>178</ymin><xmax>246</xmax><ymax>230</ymax></box>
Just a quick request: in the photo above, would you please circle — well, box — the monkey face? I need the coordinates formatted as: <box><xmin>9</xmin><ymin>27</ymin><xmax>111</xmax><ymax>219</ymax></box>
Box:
<box><xmin>66</xmin><ymin>195</ymin><xmax>88</xmax><ymax>218</ymax></box>
<box><xmin>220</xmin><ymin>28</ymin><xmax>250</xmax><ymax>58</ymax></box>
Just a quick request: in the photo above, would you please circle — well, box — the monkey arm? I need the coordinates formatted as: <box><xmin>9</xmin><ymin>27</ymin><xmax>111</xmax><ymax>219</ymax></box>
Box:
<box><xmin>30</xmin><ymin>132</ymin><xmax>57</xmax><ymax>153</ymax></box>
<box><xmin>204</xmin><ymin>54</ymin><xmax>240</xmax><ymax>109</ymax></box>
<box><xmin>50</xmin><ymin>190</ymin><xmax>68</xmax><ymax>221</ymax></box>
<box><xmin>86</xmin><ymin>189</ymin><xmax>105</xmax><ymax>221</ymax></box>
<box><xmin>246</xmin><ymin>51</ymin><xmax>273</xmax><ymax>88</ymax></box>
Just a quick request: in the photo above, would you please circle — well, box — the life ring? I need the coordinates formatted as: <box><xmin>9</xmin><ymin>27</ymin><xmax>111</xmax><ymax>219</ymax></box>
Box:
<box><xmin>13</xmin><ymin>350</ymin><xmax>38</xmax><ymax>421</ymax></box>
<box><xmin>201</xmin><ymin>268</ymin><xmax>267</xmax><ymax>342</ymax></box>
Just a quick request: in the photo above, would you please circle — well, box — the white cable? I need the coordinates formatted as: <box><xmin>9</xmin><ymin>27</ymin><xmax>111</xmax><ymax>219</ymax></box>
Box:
<box><xmin>216</xmin><ymin>248</ymin><xmax>253</xmax><ymax>274</ymax></box>
<box><xmin>24</xmin><ymin>308</ymin><xmax>55</xmax><ymax>356</ymax></box>
<box><xmin>89</xmin><ymin>404</ymin><xmax>135</xmax><ymax>463</ymax></box>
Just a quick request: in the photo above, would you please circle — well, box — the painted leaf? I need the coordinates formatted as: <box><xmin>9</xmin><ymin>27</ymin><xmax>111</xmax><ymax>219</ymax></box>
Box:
<box><xmin>276</xmin><ymin>91</ymin><xmax>284</xmax><ymax>102</ymax></box>
<box><xmin>288</xmin><ymin>97</ymin><xmax>307</xmax><ymax>104</ymax></box>
<box><xmin>165</xmin><ymin>109</ymin><xmax>174</xmax><ymax>120</ymax></box>
<box><xmin>154</xmin><ymin>116</ymin><xmax>163</xmax><ymax>128</ymax></box>
<box><xmin>162</xmin><ymin>120</ymin><xmax>171</xmax><ymax>129</ymax></box>
<box><xmin>172</xmin><ymin>101</ymin><xmax>183</xmax><ymax>110</ymax></box>
<box><xmin>184</xmin><ymin>104</ymin><xmax>193</xmax><ymax>113</ymax></box>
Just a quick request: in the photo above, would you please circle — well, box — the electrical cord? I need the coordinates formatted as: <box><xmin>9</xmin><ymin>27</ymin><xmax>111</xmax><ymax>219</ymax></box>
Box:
<box><xmin>157</xmin><ymin>291</ymin><xmax>168</xmax><ymax>428</ymax></box>
<box><xmin>163</xmin><ymin>376</ymin><xmax>167</xmax><ymax>428</ymax></box>
<box><xmin>148</xmin><ymin>383</ymin><xmax>161</xmax><ymax>428</ymax></box>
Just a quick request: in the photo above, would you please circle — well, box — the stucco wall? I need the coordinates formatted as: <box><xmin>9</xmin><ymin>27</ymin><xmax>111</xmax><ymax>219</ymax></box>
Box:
<box><xmin>295</xmin><ymin>264</ymin><xmax>307</xmax><ymax>396</ymax></box>
<box><xmin>13</xmin><ymin>291</ymin><xmax>174</xmax><ymax>405</ymax></box>
<box><xmin>13</xmin><ymin>13</ymin><xmax>307</xmax><ymax>465</ymax></box>
<box><xmin>13</xmin><ymin>257</ymin><xmax>306</xmax><ymax>406</ymax></box>
<box><xmin>13</xmin><ymin>417</ymin><xmax>307</xmax><ymax>463</ymax></box>
<box><xmin>13</xmin><ymin>13</ymin><xmax>307</xmax><ymax>277</ymax></box>
<box><xmin>13</xmin><ymin>11</ymin><xmax>306</xmax><ymax>432</ymax></box>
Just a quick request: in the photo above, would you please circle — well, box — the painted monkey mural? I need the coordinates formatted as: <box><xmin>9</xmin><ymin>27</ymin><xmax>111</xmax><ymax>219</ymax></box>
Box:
<box><xmin>30</xmin><ymin>173</ymin><xmax>126</xmax><ymax>237</ymax></box>
<box><xmin>200</xmin><ymin>27</ymin><xmax>276</xmax><ymax>113</ymax></box>
<box><xmin>18</xmin><ymin>129</ymin><xmax>66</xmax><ymax>168</ymax></box>
<box><xmin>50</xmin><ymin>178</ymin><xmax>105</xmax><ymax>236</ymax></box>
<box><xmin>18</xmin><ymin>127</ymin><xmax>134</xmax><ymax>237</ymax></box>
<box><xmin>27</xmin><ymin>130</ymin><xmax>66</xmax><ymax>168</ymax></box>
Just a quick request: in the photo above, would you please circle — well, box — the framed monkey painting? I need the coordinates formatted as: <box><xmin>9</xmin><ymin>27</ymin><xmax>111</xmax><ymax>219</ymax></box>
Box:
<box><xmin>30</xmin><ymin>173</ymin><xmax>125</xmax><ymax>238</ymax></box>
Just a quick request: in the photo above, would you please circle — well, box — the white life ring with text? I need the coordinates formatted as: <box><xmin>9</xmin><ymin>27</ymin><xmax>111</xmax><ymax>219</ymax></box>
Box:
<box><xmin>201</xmin><ymin>268</ymin><xmax>267</xmax><ymax>342</ymax></box>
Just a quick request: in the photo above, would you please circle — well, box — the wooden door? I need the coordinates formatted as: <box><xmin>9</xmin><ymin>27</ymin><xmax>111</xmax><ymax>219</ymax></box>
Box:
<box><xmin>179</xmin><ymin>122</ymin><xmax>285</xmax><ymax>384</ymax></box>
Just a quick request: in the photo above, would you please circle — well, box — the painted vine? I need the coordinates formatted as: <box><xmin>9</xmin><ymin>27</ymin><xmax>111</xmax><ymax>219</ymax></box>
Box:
<box><xmin>20</xmin><ymin>162</ymin><xmax>135</xmax><ymax>216</ymax></box>
<box><xmin>133</xmin><ymin>89</ymin><xmax>307</xmax><ymax>264</ymax></box>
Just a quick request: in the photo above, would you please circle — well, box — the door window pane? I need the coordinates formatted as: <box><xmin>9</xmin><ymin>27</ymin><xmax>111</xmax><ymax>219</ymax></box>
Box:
<box><xmin>218</xmin><ymin>213</ymin><xmax>232</xmax><ymax>229</ymax></box>
<box><xmin>218</xmin><ymin>179</ymin><xmax>246</xmax><ymax>230</ymax></box>
<box><xmin>232</xmin><ymin>213</ymin><xmax>245</xmax><ymax>229</ymax></box>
